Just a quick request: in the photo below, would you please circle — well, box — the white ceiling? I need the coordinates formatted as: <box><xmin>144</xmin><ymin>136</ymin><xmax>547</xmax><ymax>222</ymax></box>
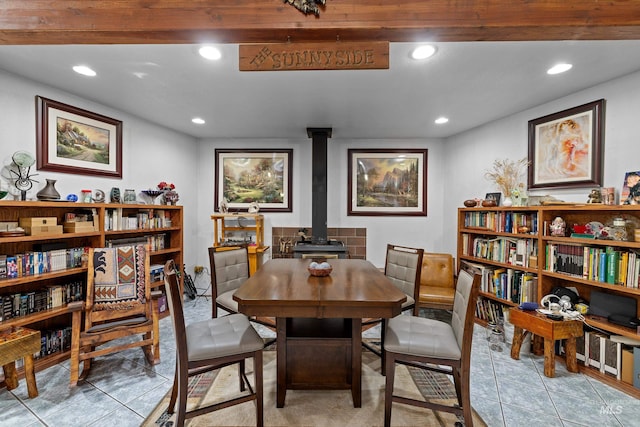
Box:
<box><xmin>2</xmin><ymin>40</ymin><xmax>640</xmax><ymax>140</ymax></box>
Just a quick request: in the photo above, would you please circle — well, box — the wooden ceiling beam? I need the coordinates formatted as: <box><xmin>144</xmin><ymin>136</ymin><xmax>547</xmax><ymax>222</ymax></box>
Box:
<box><xmin>1</xmin><ymin>0</ymin><xmax>640</xmax><ymax>45</ymax></box>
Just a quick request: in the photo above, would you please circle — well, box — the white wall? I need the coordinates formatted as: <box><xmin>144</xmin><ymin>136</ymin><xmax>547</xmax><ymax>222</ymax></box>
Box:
<box><xmin>0</xmin><ymin>69</ymin><xmax>200</xmax><ymax>266</ymax></box>
<box><xmin>442</xmin><ymin>70</ymin><xmax>640</xmax><ymax>255</ymax></box>
<box><xmin>195</xmin><ymin>137</ymin><xmax>445</xmax><ymax>268</ymax></box>
<box><xmin>5</xmin><ymin>66</ymin><xmax>640</xmax><ymax>271</ymax></box>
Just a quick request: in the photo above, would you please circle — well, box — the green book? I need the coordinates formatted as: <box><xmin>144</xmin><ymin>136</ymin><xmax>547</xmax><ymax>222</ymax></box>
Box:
<box><xmin>606</xmin><ymin>248</ymin><xmax>619</xmax><ymax>284</ymax></box>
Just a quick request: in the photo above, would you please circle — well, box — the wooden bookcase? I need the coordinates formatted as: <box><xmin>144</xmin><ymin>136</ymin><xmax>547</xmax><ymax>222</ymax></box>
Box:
<box><xmin>211</xmin><ymin>213</ymin><xmax>269</xmax><ymax>275</ymax></box>
<box><xmin>458</xmin><ymin>205</ymin><xmax>640</xmax><ymax>397</ymax></box>
<box><xmin>0</xmin><ymin>200</ymin><xmax>183</xmax><ymax>383</ymax></box>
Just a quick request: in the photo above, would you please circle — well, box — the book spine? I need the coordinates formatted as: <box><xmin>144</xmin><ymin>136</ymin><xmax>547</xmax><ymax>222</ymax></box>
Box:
<box><xmin>598</xmin><ymin>252</ymin><xmax>607</xmax><ymax>282</ymax></box>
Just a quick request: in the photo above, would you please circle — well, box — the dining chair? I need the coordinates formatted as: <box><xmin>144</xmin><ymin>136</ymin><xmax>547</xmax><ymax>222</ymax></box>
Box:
<box><xmin>69</xmin><ymin>244</ymin><xmax>160</xmax><ymax>386</ymax></box>
<box><xmin>208</xmin><ymin>246</ymin><xmax>276</xmax><ymax>332</ymax></box>
<box><xmin>209</xmin><ymin>246</ymin><xmax>250</xmax><ymax>319</ymax></box>
<box><xmin>163</xmin><ymin>260</ymin><xmax>264</xmax><ymax>427</ymax></box>
<box><xmin>362</xmin><ymin>244</ymin><xmax>423</xmax><ymax>373</ymax></box>
<box><xmin>383</xmin><ymin>263</ymin><xmax>481</xmax><ymax>427</ymax></box>
<box><xmin>417</xmin><ymin>252</ymin><xmax>456</xmax><ymax>311</ymax></box>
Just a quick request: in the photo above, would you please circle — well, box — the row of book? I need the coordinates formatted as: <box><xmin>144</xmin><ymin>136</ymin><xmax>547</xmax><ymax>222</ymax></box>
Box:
<box><xmin>105</xmin><ymin>234</ymin><xmax>167</xmax><ymax>252</ymax></box>
<box><xmin>13</xmin><ymin>327</ymin><xmax>74</xmax><ymax>370</ymax></box>
<box><xmin>464</xmin><ymin>260</ymin><xmax>538</xmax><ymax>305</ymax></box>
<box><xmin>105</xmin><ymin>208</ymin><xmax>172</xmax><ymax>231</ymax></box>
<box><xmin>461</xmin><ymin>234</ymin><xmax>538</xmax><ymax>268</ymax></box>
<box><xmin>545</xmin><ymin>243</ymin><xmax>640</xmax><ymax>288</ymax></box>
<box><xmin>0</xmin><ymin>281</ymin><xmax>84</xmax><ymax>321</ymax></box>
<box><xmin>36</xmin><ymin>326</ymin><xmax>73</xmax><ymax>359</ymax></box>
<box><xmin>463</xmin><ymin>211</ymin><xmax>538</xmax><ymax>234</ymax></box>
<box><xmin>0</xmin><ymin>247</ymin><xmax>89</xmax><ymax>279</ymax></box>
<box><xmin>475</xmin><ymin>296</ymin><xmax>505</xmax><ymax>324</ymax></box>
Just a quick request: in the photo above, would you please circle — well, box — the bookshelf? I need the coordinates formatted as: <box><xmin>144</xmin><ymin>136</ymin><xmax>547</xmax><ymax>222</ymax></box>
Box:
<box><xmin>0</xmin><ymin>200</ymin><xmax>182</xmax><ymax>383</ymax></box>
<box><xmin>211</xmin><ymin>213</ymin><xmax>269</xmax><ymax>275</ymax></box>
<box><xmin>458</xmin><ymin>204</ymin><xmax>640</xmax><ymax>397</ymax></box>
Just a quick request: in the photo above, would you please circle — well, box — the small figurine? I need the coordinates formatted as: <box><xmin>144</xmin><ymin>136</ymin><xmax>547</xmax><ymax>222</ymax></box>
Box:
<box><xmin>587</xmin><ymin>188</ymin><xmax>602</xmax><ymax>203</ymax></box>
<box><xmin>110</xmin><ymin>187</ymin><xmax>121</xmax><ymax>203</ymax></box>
<box><xmin>550</xmin><ymin>216</ymin><xmax>566</xmax><ymax>236</ymax></box>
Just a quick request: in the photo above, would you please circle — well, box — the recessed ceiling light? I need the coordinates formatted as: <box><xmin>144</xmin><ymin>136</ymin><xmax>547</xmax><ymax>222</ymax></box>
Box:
<box><xmin>199</xmin><ymin>46</ymin><xmax>222</xmax><ymax>60</ymax></box>
<box><xmin>72</xmin><ymin>65</ymin><xmax>96</xmax><ymax>76</ymax></box>
<box><xmin>192</xmin><ymin>117</ymin><xmax>205</xmax><ymax>125</ymax></box>
<box><xmin>411</xmin><ymin>45</ymin><xmax>437</xmax><ymax>60</ymax></box>
<box><xmin>435</xmin><ymin>117</ymin><xmax>449</xmax><ymax>124</ymax></box>
<box><xmin>547</xmin><ymin>63</ymin><xmax>573</xmax><ymax>75</ymax></box>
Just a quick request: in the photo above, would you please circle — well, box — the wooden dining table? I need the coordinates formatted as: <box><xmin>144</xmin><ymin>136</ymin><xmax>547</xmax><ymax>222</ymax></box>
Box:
<box><xmin>233</xmin><ymin>258</ymin><xmax>406</xmax><ymax>408</ymax></box>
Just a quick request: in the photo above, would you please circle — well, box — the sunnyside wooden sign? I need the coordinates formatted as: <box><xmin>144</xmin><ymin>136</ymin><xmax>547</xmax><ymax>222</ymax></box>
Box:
<box><xmin>239</xmin><ymin>42</ymin><xmax>389</xmax><ymax>71</ymax></box>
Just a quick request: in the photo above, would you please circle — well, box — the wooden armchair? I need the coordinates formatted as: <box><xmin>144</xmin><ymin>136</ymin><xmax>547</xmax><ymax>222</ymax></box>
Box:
<box><xmin>69</xmin><ymin>245</ymin><xmax>160</xmax><ymax>386</ymax></box>
<box><xmin>418</xmin><ymin>252</ymin><xmax>456</xmax><ymax>311</ymax></box>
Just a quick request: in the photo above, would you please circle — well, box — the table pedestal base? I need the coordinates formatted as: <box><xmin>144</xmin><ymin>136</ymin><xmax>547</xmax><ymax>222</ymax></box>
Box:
<box><xmin>276</xmin><ymin>317</ymin><xmax>362</xmax><ymax>408</ymax></box>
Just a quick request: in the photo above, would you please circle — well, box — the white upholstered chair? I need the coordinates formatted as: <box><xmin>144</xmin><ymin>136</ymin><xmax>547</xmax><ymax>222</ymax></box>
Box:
<box><xmin>383</xmin><ymin>263</ymin><xmax>482</xmax><ymax>427</ymax></box>
<box><xmin>363</xmin><ymin>244</ymin><xmax>423</xmax><ymax>373</ymax></box>
<box><xmin>163</xmin><ymin>260</ymin><xmax>264</xmax><ymax>426</ymax></box>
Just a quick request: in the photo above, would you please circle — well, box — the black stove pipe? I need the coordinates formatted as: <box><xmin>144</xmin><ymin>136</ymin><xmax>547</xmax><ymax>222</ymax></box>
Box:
<box><xmin>307</xmin><ymin>127</ymin><xmax>332</xmax><ymax>244</ymax></box>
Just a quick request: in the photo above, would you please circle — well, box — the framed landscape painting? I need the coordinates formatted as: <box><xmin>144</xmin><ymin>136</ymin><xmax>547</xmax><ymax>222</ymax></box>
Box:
<box><xmin>348</xmin><ymin>149</ymin><xmax>427</xmax><ymax>216</ymax></box>
<box><xmin>527</xmin><ymin>99</ymin><xmax>604</xmax><ymax>189</ymax></box>
<box><xmin>36</xmin><ymin>96</ymin><xmax>123</xmax><ymax>178</ymax></box>
<box><xmin>215</xmin><ymin>149</ymin><xmax>292</xmax><ymax>212</ymax></box>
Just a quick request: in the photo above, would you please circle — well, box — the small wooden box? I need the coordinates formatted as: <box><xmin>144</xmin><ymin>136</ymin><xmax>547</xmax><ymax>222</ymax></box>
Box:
<box><xmin>23</xmin><ymin>225</ymin><xmax>63</xmax><ymax>236</ymax></box>
<box><xmin>63</xmin><ymin>221</ymin><xmax>97</xmax><ymax>233</ymax></box>
<box><xmin>19</xmin><ymin>217</ymin><xmax>58</xmax><ymax>227</ymax></box>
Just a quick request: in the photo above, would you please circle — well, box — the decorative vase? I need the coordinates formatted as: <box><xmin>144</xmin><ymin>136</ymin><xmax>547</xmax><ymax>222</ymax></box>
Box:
<box><xmin>502</xmin><ymin>196</ymin><xmax>513</xmax><ymax>207</ymax></box>
<box><xmin>36</xmin><ymin>179</ymin><xmax>61</xmax><ymax>200</ymax></box>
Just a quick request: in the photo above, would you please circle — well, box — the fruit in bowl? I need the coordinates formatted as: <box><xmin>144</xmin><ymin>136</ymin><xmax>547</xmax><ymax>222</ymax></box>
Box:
<box><xmin>308</xmin><ymin>261</ymin><xmax>332</xmax><ymax>276</ymax></box>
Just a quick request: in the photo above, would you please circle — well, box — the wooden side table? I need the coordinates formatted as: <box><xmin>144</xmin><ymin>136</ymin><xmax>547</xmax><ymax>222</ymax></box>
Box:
<box><xmin>509</xmin><ymin>308</ymin><xmax>583</xmax><ymax>378</ymax></box>
<box><xmin>0</xmin><ymin>327</ymin><xmax>41</xmax><ymax>398</ymax></box>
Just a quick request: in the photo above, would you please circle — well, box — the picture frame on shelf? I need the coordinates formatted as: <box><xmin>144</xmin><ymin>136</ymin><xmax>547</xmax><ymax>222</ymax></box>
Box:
<box><xmin>527</xmin><ymin>99</ymin><xmax>605</xmax><ymax>189</ymax></box>
<box><xmin>621</xmin><ymin>170</ymin><xmax>640</xmax><ymax>205</ymax></box>
<box><xmin>36</xmin><ymin>96</ymin><xmax>123</xmax><ymax>178</ymax></box>
<box><xmin>347</xmin><ymin>148</ymin><xmax>427</xmax><ymax>216</ymax></box>
<box><xmin>485</xmin><ymin>192</ymin><xmax>502</xmax><ymax>206</ymax></box>
<box><xmin>215</xmin><ymin>149</ymin><xmax>293</xmax><ymax>213</ymax></box>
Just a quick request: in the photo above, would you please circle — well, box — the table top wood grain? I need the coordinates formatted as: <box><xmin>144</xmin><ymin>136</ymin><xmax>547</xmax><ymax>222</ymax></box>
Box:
<box><xmin>234</xmin><ymin>258</ymin><xmax>406</xmax><ymax>319</ymax></box>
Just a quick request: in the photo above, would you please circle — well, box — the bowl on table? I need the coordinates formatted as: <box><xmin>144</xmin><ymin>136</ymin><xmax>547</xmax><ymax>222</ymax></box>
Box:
<box><xmin>308</xmin><ymin>261</ymin><xmax>332</xmax><ymax>276</ymax></box>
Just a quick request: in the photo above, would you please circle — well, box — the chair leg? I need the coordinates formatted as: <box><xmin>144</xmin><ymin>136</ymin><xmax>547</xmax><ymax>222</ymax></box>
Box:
<box><xmin>69</xmin><ymin>311</ymin><xmax>82</xmax><ymax>386</ymax></box>
<box><xmin>69</xmin><ymin>352</ymin><xmax>80</xmax><ymax>387</ymax></box>
<box><xmin>456</xmin><ymin>367</ymin><xmax>473</xmax><ymax>427</ymax></box>
<box><xmin>384</xmin><ymin>352</ymin><xmax>395</xmax><ymax>427</ymax></box>
<box><xmin>167</xmin><ymin>360</ymin><xmax>179</xmax><ymax>414</ymax></box>
<box><xmin>380</xmin><ymin>319</ymin><xmax>387</xmax><ymax>376</ymax></box>
<box><xmin>176</xmin><ymin>365</ymin><xmax>188</xmax><ymax>427</ymax></box>
<box><xmin>239</xmin><ymin>360</ymin><xmax>246</xmax><ymax>391</ymax></box>
<box><xmin>254</xmin><ymin>351</ymin><xmax>264</xmax><ymax>427</ymax></box>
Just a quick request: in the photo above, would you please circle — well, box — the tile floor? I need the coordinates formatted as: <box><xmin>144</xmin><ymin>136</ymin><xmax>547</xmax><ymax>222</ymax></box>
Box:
<box><xmin>1</xmin><ymin>298</ymin><xmax>639</xmax><ymax>426</ymax></box>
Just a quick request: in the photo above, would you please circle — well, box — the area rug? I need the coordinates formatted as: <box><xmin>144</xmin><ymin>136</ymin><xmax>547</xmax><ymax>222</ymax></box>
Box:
<box><xmin>143</xmin><ymin>349</ymin><xmax>486</xmax><ymax>427</ymax></box>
